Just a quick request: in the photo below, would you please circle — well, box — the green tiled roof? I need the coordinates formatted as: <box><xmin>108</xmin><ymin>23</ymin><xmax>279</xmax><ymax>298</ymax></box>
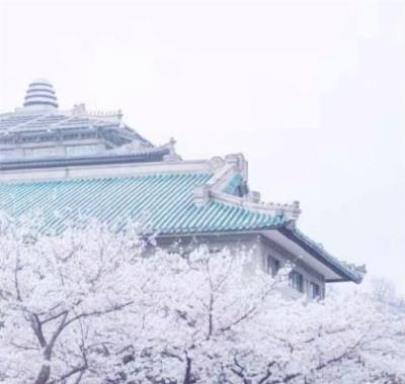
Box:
<box><xmin>0</xmin><ymin>173</ymin><xmax>285</xmax><ymax>234</ymax></box>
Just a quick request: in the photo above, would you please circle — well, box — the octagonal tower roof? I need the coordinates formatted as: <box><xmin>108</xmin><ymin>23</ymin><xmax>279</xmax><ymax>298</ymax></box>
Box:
<box><xmin>23</xmin><ymin>78</ymin><xmax>59</xmax><ymax>110</ymax></box>
<box><xmin>0</xmin><ymin>79</ymin><xmax>176</xmax><ymax>165</ymax></box>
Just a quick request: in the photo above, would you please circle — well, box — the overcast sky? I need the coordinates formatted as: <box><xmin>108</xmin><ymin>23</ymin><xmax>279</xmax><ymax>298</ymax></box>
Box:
<box><xmin>0</xmin><ymin>0</ymin><xmax>404</xmax><ymax>293</ymax></box>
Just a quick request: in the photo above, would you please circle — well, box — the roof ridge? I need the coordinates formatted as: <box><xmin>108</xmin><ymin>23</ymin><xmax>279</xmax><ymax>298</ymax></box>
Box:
<box><xmin>7</xmin><ymin>113</ymin><xmax>47</xmax><ymax>131</ymax></box>
<box><xmin>0</xmin><ymin>169</ymin><xmax>213</xmax><ymax>186</ymax></box>
<box><xmin>210</xmin><ymin>190</ymin><xmax>300</xmax><ymax>221</ymax></box>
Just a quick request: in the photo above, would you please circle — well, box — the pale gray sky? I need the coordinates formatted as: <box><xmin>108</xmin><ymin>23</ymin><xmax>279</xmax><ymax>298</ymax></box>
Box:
<box><xmin>1</xmin><ymin>0</ymin><xmax>404</xmax><ymax>292</ymax></box>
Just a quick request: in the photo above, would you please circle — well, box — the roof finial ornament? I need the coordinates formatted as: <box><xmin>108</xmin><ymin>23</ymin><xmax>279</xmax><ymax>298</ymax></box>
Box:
<box><xmin>23</xmin><ymin>79</ymin><xmax>58</xmax><ymax>110</ymax></box>
<box><xmin>169</xmin><ymin>137</ymin><xmax>176</xmax><ymax>154</ymax></box>
<box><xmin>163</xmin><ymin>137</ymin><xmax>181</xmax><ymax>162</ymax></box>
<box><xmin>72</xmin><ymin>103</ymin><xmax>87</xmax><ymax>116</ymax></box>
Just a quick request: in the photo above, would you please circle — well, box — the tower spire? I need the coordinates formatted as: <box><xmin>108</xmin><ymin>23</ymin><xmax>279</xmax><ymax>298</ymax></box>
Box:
<box><xmin>23</xmin><ymin>78</ymin><xmax>58</xmax><ymax>110</ymax></box>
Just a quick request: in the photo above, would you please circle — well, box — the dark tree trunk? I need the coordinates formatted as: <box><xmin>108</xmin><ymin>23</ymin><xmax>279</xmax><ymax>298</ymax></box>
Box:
<box><xmin>34</xmin><ymin>364</ymin><xmax>51</xmax><ymax>384</ymax></box>
<box><xmin>183</xmin><ymin>356</ymin><xmax>193</xmax><ymax>384</ymax></box>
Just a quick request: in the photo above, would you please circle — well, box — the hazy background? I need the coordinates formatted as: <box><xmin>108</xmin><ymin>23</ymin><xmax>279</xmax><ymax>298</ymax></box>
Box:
<box><xmin>0</xmin><ymin>0</ymin><xmax>404</xmax><ymax>292</ymax></box>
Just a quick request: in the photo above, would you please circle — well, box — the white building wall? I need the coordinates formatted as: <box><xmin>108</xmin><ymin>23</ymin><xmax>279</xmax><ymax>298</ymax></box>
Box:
<box><xmin>156</xmin><ymin>233</ymin><xmax>326</xmax><ymax>300</ymax></box>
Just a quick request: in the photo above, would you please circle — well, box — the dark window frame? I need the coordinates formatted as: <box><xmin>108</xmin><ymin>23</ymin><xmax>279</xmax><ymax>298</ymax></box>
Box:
<box><xmin>267</xmin><ymin>255</ymin><xmax>280</xmax><ymax>277</ymax></box>
<box><xmin>310</xmin><ymin>282</ymin><xmax>321</xmax><ymax>299</ymax></box>
<box><xmin>289</xmin><ymin>270</ymin><xmax>304</xmax><ymax>293</ymax></box>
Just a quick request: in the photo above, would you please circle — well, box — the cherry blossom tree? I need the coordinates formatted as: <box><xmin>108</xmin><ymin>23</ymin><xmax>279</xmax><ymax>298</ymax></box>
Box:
<box><xmin>105</xmin><ymin>247</ymin><xmax>405</xmax><ymax>384</ymax></box>
<box><xmin>220</xmin><ymin>292</ymin><xmax>405</xmax><ymax>384</ymax></box>
<box><xmin>108</xmin><ymin>245</ymin><xmax>291</xmax><ymax>384</ymax></box>
<box><xmin>0</xmin><ymin>216</ymin><xmax>154</xmax><ymax>384</ymax></box>
<box><xmin>110</xmin><ymin>278</ymin><xmax>404</xmax><ymax>383</ymax></box>
<box><xmin>0</xmin><ymin>215</ymin><xmax>404</xmax><ymax>384</ymax></box>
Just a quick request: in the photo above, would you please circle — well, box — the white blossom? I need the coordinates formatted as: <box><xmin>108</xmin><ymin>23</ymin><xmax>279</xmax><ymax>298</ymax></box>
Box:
<box><xmin>0</xmin><ymin>217</ymin><xmax>403</xmax><ymax>384</ymax></box>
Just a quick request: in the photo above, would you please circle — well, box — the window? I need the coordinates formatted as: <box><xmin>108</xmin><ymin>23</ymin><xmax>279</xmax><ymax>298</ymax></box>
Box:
<box><xmin>310</xmin><ymin>282</ymin><xmax>321</xmax><ymax>299</ymax></box>
<box><xmin>267</xmin><ymin>256</ymin><xmax>280</xmax><ymax>277</ymax></box>
<box><xmin>289</xmin><ymin>271</ymin><xmax>304</xmax><ymax>293</ymax></box>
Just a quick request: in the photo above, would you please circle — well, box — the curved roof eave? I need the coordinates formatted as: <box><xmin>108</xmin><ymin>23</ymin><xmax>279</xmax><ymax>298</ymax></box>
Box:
<box><xmin>278</xmin><ymin>226</ymin><xmax>364</xmax><ymax>284</ymax></box>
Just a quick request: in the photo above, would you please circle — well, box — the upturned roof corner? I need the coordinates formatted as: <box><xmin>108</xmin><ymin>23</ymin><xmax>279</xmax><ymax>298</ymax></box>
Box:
<box><xmin>192</xmin><ymin>154</ymin><xmax>301</xmax><ymax>223</ymax></box>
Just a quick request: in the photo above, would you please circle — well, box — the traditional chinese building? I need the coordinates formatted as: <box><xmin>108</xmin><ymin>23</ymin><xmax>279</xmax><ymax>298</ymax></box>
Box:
<box><xmin>0</xmin><ymin>79</ymin><xmax>363</xmax><ymax>298</ymax></box>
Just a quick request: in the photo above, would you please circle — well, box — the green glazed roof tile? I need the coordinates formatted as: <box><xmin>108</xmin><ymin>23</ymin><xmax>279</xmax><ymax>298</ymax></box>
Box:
<box><xmin>0</xmin><ymin>173</ymin><xmax>285</xmax><ymax>234</ymax></box>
